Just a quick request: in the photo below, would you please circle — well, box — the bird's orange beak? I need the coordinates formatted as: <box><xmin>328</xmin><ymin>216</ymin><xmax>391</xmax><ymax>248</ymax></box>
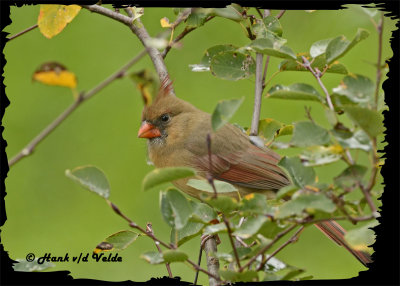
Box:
<box><xmin>138</xmin><ymin>122</ymin><xmax>161</xmax><ymax>138</ymax></box>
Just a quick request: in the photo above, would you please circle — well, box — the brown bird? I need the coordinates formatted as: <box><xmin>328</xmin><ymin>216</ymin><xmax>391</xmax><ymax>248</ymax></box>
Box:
<box><xmin>138</xmin><ymin>78</ymin><xmax>372</xmax><ymax>267</ymax></box>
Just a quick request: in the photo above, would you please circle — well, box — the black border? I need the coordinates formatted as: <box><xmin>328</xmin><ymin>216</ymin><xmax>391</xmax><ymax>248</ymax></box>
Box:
<box><xmin>1</xmin><ymin>1</ymin><xmax>399</xmax><ymax>285</ymax></box>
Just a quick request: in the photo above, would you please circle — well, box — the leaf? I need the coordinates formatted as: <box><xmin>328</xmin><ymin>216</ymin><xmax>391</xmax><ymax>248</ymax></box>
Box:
<box><xmin>277</xmin><ymin>125</ymin><xmax>294</xmax><ymax>137</ymax></box>
<box><xmin>344</xmin><ymin>221</ymin><xmax>378</xmax><ymax>252</ymax></box>
<box><xmin>279</xmin><ymin>54</ymin><xmax>348</xmax><ymax>74</ymax></box>
<box><xmin>332</xmin><ymin>128</ymin><xmax>371</xmax><ymax>152</ymax></box>
<box><xmin>310</xmin><ymin>38</ymin><xmax>333</xmax><ymax>58</ymax></box>
<box><xmin>334</xmin><ymin>165</ymin><xmax>368</xmax><ymax>189</ymax></box>
<box><xmin>211</xmin><ymin>97</ymin><xmax>244</xmax><ymax>130</ymax></box>
<box><xmin>275</xmin><ymin>193</ymin><xmax>336</xmax><ymax>219</ymax></box>
<box><xmin>252</xmin><ymin>16</ymin><xmax>283</xmax><ymax>38</ymax></box>
<box><xmin>190</xmin><ymin>201</ymin><xmax>218</xmax><ymax>223</ymax></box>
<box><xmin>233</xmin><ymin>216</ymin><xmax>268</xmax><ymax>239</ymax></box>
<box><xmin>291</xmin><ymin>121</ymin><xmax>330</xmax><ymax>147</ymax></box>
<box><xmin>276</xmin><ymin>185</ymin><xmax>298</xmax><ymax>199</ymax></box>
<box><xmin>278</xmin><ymin>157</ymin><xmax>316</xmax><ymax>188</ymax></box>
<box><xmin>266</xmin><ymin>83</ymin><xmax>324</xmax><ymax>103</ymax></box>
<box><xmin>342</xmin><ymin>106</ymin><xmax>385</xmax><ymax>138</ymax></box>
<box><xmin>128</xmin><ymin>7</ymin><xmax>144</xmax><ymax>22</ymax></box>
<box><xmin>326</xmin><ymin>28</ymin><xmax>370</xmax><ymax>63</ymax></box>
<box><xmin>38</xmin><ymin>5</ymin><xmax>81</xmax><ymax>39</ymax></box>
<box><xmin>200</xmin><ymin>44</ymin><xmax>237</xmax><ymax>67</ymax></box>
<box><xmin>162</xmin><ymin>250</ymin><xmax>188</xmax><ymax>263</ymax></box>
<box><xmin>204</xmin><ymin>196</ymin><xmax>239</xmax><ymax>214</ymax></box>
<box><xmin>332</xmin><ymin>74</ymin><xmax>375</xmax><ymax>106</ymax></box>
<box><xmin>248</xmin><ymin>37</ymin><xmax>296</xmax><ymax>59</ymax></box>
<box><xmin>219</xmin><ymin>270</ymin><xmax>259</xmax><ymax>282</ymax></box>
<box><xmin>161</xmin><ymin>188</ymin><xmax>193</xmax><ymax>229</ymax></box>
<box><xmin>258</xmin><ymin>118</ymin><xmax>283</xmax><ymax>143</ymax></box>
<box><xmin>258</xmin><ymin>222</ymin><xmax>287</xmax><ymax>239</ymax></box>
<box><xmin>160</xmin><ymin>17</ymin><xmax>172</xmax><ymax>28</ymax></box>
<box><xmin>130</xmin><ymin>69</ymin><xmax>157</xmax><ymax>106</ymax></box>
<box><xmin>203</xmin><ymin>222</ymin><xmax>227</xmax><ymax>235</ymax></box>
<box><xmin>65</xmin><ymin>165</ymin><xmax>110</xmax><ymax>199</ymax></box>
<box><xmin>170</xmin><ymin>221</ymin><xmax>204</xmax><ymax>246</ymax></box>
<box><xmin>240</xmin><ymin>193</ymin><xmax>274</xmax><ymax>215</ymax></box>
<box><xmin>13</xmin><ymin>259</ymin><xmax>55</xmax><ymax>272</ymax></box>
<box><xmin>300</xmin><ymin>145</ymin><xmax>343</xmax><ymax>166</ymax></box>
<box><xmin>33</xmin><ymin>62</ymin><xmax>77</xmax><ymax>89</ymax></box>
<box><xmin>210</xmin><ymin>51</ymin><xmax>256</xmax><ymax>80</ymax></box>
<box><xmin>94</xmin><ymin>230</ymin><xmax>139</xmax><ymax>253</ymax></box>
<box><xmin>212</xmin><ymin>5</ymin><xmax>244</xmax><ymax>21</ymax></box>
<box><xmin>142</xmin><ymin>167</ymin><xmax>196</xmax><ymax>191</ymax></box>
<box><xmin>187</xmin><ymin>179</ymin><xmax>238</xmax><ymax>194</ymax></box>
<box><xmin>141</xmin><ymin>251</ymin><xmax>164</xmax><ymax>264</ymax></box>
<box><xmin>186</xmin><ymin>10</ymin><xmax>209</xmax><ymax>27</ymax></box>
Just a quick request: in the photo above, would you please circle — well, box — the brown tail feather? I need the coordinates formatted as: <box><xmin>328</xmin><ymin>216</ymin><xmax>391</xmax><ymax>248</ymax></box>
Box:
<box><xmin>314</xmin><ymin>220</ymin><xmax>373</xmax><ymax>267</ymax></box>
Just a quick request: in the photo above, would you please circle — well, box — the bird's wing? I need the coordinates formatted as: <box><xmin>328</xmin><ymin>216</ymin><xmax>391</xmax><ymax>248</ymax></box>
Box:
<box><xmin>185</xmin><ymin>122</ymin><xmax>290</xmax><ymax>190</ymax></box>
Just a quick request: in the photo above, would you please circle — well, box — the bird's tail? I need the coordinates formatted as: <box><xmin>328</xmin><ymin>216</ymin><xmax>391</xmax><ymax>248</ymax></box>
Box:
<box><xmin>314</xmin><ymin>220</ymin><xmax>372</xmax><ymax>267</ymax></box>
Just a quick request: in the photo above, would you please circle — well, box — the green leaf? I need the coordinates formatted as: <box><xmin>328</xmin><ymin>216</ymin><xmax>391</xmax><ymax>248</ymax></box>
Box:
<box><xmin>258</xmin><ymin>222</ymin><xmax>287</xmax><ymax>239</ymax></box>
<box><xmin>300</xmin><ymin>145</ymin><xmax>343</xmax><ymax>166</ymax></box>
<box><xmin>186</xmin><ymin>11</ymin><xmax>209</xmax><ymax>28</ymax></box>
<box><xmin>275</xmin><ymin>193</ymin><xmax>336</xmax><ymax>219</ymax></box>
<box><xmin>252</xmin><ymin>16</ymin><xmax>283</xmax><ymax>38</ymax></box>
<box><xmin>326</xmin><ymin>28</ymin><xmax>370</xmax><ymax>63</ymax></box>
<box><xmin>204</xmin><ymin>196</ymin><xmax>239</xmax><ymax>214</ymax></box>
<box><xmin>142</xmin><ymin>167</ymin><xmax>196</xmax><ymax>191</ymax></box>
<box><xmin>200</xmin><ymin>44</ymin><xmax>237</xmax><ymax>67</ymax></box>
<box><xmin>278</xmin><ymin>157</ymin><xmax>316</xmax><ymax>188</ymax></box>
<box><xmin>342</xmin><ymin>106</ymin><xmax>385</xmax><ymax>138</ymax></box>
<box><xmin>219</xmin><ymin>270</ymin><xmax>259</xmax><ymax>282</ymax></box>
<box><xmin>277</xmin><ymin>125</ymin><xmax>294</xmax><ymax>137</ymax></box>
<box><xmin>258</xmin><ymin>118</ymin><xmax>283</xmax><ymax>143</ymax></box>
<box><xmin>291</xmin><ymin>121</ymin><xmax>330</xmax><ymax>147</ymax></box>
<box><xmin>248</xmin><ymin>38</ymin><xmax>296</xmax><ymax>59</ymax></box>
<box><xmin>240</xmin><ymin>193</ymin><xmax>274</xmax><ymax>215</ymax></box>
<box><xmin>276</xmin><ymin>185</ymin><xmax>298</xmax><ymax>199</ymax></box>
<box><xmin>65</xmin><ymin>165</ymin><xmax>110</xmax><ymax>199</ymax></box>
<box><xmin>212</xmin><ymin>5</ymin><xmax>244</xmax><ymax>21</ymax></box>
<box><xmin>160</xmin><ymin>191</ymin><xmax>174</xmax><ymax>227</ymax></box>
<box><xmin>233</xmin><ymin>216</ymin><xmax>268</xmax><ymax>239</ymax></box>
<box><xmin>332</xmin><ymin>74</ymin><xmax>374</xmax><ymax>105</ymax></box>
<box><xmin>211</xmin><ymin>97</ymin><xmax>244</xmax><ymax>130</ymax></box>
<box><xmin>332</xmin><ymin>128</ymin><xmax>371</xmax><ymax>152</ymax></box>
<box><xmin>267</xmin><ymin>83</ymin><xmax>324</xmax><ymax>103</ymax></box>
<box><xmin>279</xmin><ymin>54</ymin><xmax>348</xmax><ymax>74</ymax></box>
<box><xmin>162</xmin><ymin>250</ymin><xmax>188</xmax><ymax>263</ymax></box>
<box><xmin>13</xmin><ymin>259</ymin><xmax>55</xmax><ymax>272</ymax></box>
<box><xmin>334</xmin><ymin>165</ymin><xmax>368</xmax><ymax>189</ymax></box>
<box><xmin>344</xmin><ymin>221</ymin><xmax>378</xmax><ymax>252</ymax></box>
<box><xmin>210</xmin><ymin>51</ymin><xmax>256</xmax><ymax>80</ymax></box>
<box><xmin>163</xmin><ymin>188</ymin><xmax>193</xmax><ymax>229</ymax></box>
<box><xmin>187</xmin><ymin>179</ymin><xmax>238</xmax><ymax>194</ymax></box>
<box><xmin>310</xmin><ymin>38</ymin><xmax>333</xmax><ymax>58</ymax></box>
<box><xmin>95</xmin><ymin>230</ymin><xmax>139</xmax><ymax>253</ymax></box>
<box><xmin>171</xmin><ymin>221</ymin><xmax>204</xmax><ymax>246</ymax></box>
<box><xmin>141</xmin><ymin>251</ymin><xmax>164</xmax><ymax>264</ymax></box>
<box><xmin>204</xmin><ymin>222</ymin><xmax>227</xmax><ymax>235</ymax></box>
<box><xmin>190</xmin><ymin>201</ymin><xmax>218</xmax><ymax>223</ymax></box>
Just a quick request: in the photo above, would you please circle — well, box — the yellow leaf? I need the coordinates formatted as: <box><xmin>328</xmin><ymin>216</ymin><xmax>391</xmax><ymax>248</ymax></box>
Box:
<box><xmin>33</xmin><ymin>62</ymin><xmax>77</xmax><ymax>89</ymax></box>
<box><xmin>160</xmin><ymin>17</ymin><xmax>172</xmax><ymax>28</ymax></box>
<box><xmin>38</xmin><ymin>5</ymin><xmax>81</xmax><ymax>39</ymax></box>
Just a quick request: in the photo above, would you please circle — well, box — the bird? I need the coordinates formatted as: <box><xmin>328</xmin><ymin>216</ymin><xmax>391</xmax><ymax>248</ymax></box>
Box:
<box><xmin>137</xmin><ymin>77</ymin><xmax>372</xmax><ymax>267</ymax></box>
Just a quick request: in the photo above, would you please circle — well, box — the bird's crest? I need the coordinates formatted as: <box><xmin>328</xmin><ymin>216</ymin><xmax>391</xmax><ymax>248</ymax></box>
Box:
<box><xmin>155</xmin><ymin>76</ymin><xmax>174</xmax><ymax>102</ymax></box>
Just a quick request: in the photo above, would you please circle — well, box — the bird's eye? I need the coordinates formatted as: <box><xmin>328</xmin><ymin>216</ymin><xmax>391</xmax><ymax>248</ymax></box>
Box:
<box><xmin>160</xmin><ymin>114</ymin><xmax>170</xmax><ymax>122</ymax></box>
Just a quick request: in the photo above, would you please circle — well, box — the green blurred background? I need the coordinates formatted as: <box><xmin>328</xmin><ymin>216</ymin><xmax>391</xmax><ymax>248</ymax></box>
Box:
<box><xmin>3</xmin><ymin>5</ymin><xmax>395</xmax><ymax>284</ymax></box>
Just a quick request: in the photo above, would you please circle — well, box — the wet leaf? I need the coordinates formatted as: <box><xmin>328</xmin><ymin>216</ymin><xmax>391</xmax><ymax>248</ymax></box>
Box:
<box><xmin>211</xmin><ymin>97</ymin><xmax>244</xmax><ymax>130</ymax></box>
<box><xmin>278</xmin><ymin>157</ymin><xmax>316</xmax><ymax>188</ymax></box>
<box><xmin>142</xmin><ymin>167</ymin><xmax>196</xmax><ymax>192</ymax></box>
<box><xmin>38</xmin><ymin>5</ymin><xmax>81</xmax><ymax>39</ymax></box>
<box><xmin>252</xmin><ymin>16</ymin><xmax>283</xmax><ymax>38</ymax></box>
<box><xmin>233</xmin><ymin>216</ymin><xmax>268</xmax><ymax>239</ymax></box>
<box><xmin>160</xmin><ymin>188</ymin><xmax>193</xmax><ymax>229</ymax></box>
<box><xmin>65</xmin><ymin>165</ymin><xmax>110</xmax><ymax>199</ymax></box>
<box><xmin>248</xmin><ymin>37</ymin><xmax>296</xmax><ymax>59</ymax></box>
<box><xmin>291</xmin><ymin>121</ymin><xmax>330</xmax><ymax>147</ymax></box>
<box><xmin>33</xmin><ymin>62</ymin><xmax>77</xmax><ymax>89</ymax></box>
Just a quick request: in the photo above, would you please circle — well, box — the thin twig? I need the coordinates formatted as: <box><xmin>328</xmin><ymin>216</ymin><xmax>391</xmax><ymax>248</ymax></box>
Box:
<box><xmin>239</xmin><ymin>224</ymin><xmax>297</xmax><ymax>272</ymax></box>
<box><xmin>146</xmin><ymin>223</ymin><xmax>173</xmax><ymax>278</ymax></box>
<box><xmin>261</xmin><ymin>56</ymin><xmax>270</xmax><ymax>91</ymax></box>
<box><xmin>373</xmin><ymin>12</ymin><xmax>384</xmax><ymax>110</ymax></box>
<box><xmin>301</xmin><ymin>56</ymin><xmax>335</xmax><ymax>111</ymax></box>
<box><xmin>8</xmin><ymin>50</ymin><xmax>147</xmax><ymax>167</ymax></box>
<box><xmin>276</xmin><ymin>10</ymin><xmax>286</xmax><ymax>19</ymax></box>
<box><xmin>7</xmin><ymin>24</ymin><xmax>38</xmax><ymax>41</ymax></box>
<box><xmin>257</xmin><ymin>226</ymin><xmax>304</xmax><ymax>271</ymax></box>
<box><xmin>249</xmin><ymin>53</ymin><xmax>263</xmax><ymax>136</ymax></box>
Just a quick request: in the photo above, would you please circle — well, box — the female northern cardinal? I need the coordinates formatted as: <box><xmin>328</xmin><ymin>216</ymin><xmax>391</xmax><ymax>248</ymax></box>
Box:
<box><xmin>138</xmin><ymin>78</ymin><xmax>372</xmax><ymax>267</ymax></box>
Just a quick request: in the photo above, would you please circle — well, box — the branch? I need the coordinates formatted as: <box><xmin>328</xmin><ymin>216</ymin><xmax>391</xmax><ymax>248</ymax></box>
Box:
<box><xmin>249</xmin><ymin>53</ymin><xmax>263</xmax><ymax>136</ymax></box>
<box><xmin>8</xmin><ymin>50</ymin><xmax>147</xmax><ymax>167</ymax></box>
<box><xmin>202</xmin><ymin>235</ymin><xmax>221</xmax><ymax>286</ymax></box>
<box><xmin>301</xmin><ymin>56</ymin><xmax>335</xmax><ymax>111</ymax></box>
<box><xmin>7</xmin><ymin>24</ymin><xmax>38</xmax><ymax>42</ymax></box>
<box><xmin>239</xmin><ymin>224</ymin><xmax>297</xmax><ymax>272</ymax></box>
<box><xmin>373</xmin><ymin>12</ymin><xmax>384</xmax><ymax>110</ymax></box>
<box><xmin>276</xmin><ymin>10</ymin><xmax>286</xmax><ymax>19</ymax></box>
<box><xmin>146</xmin><ymin>223</ymin><xmax>173</xmax><ymax>278</ymax></box>
<box><xmin>257</xmin><ymin>226</ymin><xmax>304</xmax><ymax>271</ymax></box>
